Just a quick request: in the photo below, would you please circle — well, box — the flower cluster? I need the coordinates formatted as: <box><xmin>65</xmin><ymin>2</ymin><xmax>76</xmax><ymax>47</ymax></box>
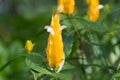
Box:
<box><xmin>25</xmin><ymin>0</ymin><xmax>104</xmax><ymax>73</ymax></box>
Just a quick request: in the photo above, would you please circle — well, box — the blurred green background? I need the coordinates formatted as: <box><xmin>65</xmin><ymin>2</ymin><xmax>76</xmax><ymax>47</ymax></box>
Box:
<box><xmin>0</xmin><ymin>0</ymin><xmax>120</xmax><ymax>80</ymax></box>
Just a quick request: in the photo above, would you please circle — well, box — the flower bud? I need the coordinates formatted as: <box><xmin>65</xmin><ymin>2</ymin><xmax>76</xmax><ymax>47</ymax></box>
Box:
<box><xmin>25</xmin><ymin>40</ymin><xmax>33</xmax><ymax>52</ymax></box>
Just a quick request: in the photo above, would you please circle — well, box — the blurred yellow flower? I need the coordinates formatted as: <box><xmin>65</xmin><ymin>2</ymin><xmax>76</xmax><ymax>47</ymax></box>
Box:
<box><xmin>63</xmin><ymin>0</ymin><xmax>75</xmax><ymax>14</ymax></box>
<box><xmin>87</xmin><ymin>0</ymin><xmax>103</xmax><ymax>22</ymax></box>
<box><xmin>57</xmin><ymin>0</ymin><xmax>75</xmax><ymax>14</ymax></box>
<box><xmin>45</xmin><ymin>14</ymin><xmax>65</xmax><ymax>72</ymax></box>
<box><xmin>57</xmin><ymin>0</ymin><xmax>64</xmax><ymax>12</ymax></box>
<box><xmin>25</xmin><ymin>40</ymin><xmax>33</xmax><ymax>52</ymax></box>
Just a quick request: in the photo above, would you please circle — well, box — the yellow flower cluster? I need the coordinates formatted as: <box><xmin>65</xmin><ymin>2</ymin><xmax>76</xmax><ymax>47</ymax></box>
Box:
<box><xmin>87</xmin><ymin>0</ymin><xmax>102</xmax><ymax>22</ymax></box>
<box><xmin>57</xmin><ymin>0</ymin><xmax>75</xmax><ymax>14</ymax></box>
<box><xmin>45</xmin><ymin>14</ymin><xmax>64</xmax><ymax>72</ymax></box>
<box><xmin>24</xmin><ymin>0</ymin><xmax>104</xmax><ymax>73</ymax></box>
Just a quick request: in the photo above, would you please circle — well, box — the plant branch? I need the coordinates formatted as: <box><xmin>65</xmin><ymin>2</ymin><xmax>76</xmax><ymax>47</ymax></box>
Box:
<box><xmin>79</xmin><ymin>63</ymin><xmax>117</xmax><ymax>71</ymax></box>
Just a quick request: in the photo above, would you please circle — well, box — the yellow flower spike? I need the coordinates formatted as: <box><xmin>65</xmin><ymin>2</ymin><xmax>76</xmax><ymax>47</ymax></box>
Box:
<box><xmin>45</xmin><ymin>14</ymin><xmax>65</xmax><ymax>73</ymax></box>
<box><xmin>25</xmin><ymin>40</ymin><xmax>33</xmax><ymax>52</ymax></box>
<box><xmin>63</xmin><ymin>0</ymin><xmax>75</xmax><ymax>14</ymax></box>
<box><xmin>87</xmin><ymin>0</ymin><xmax>103</xmax><ymax>22</ymax></box>
<box><xmin>57</xmin><ymin>0</ymin><xmax>64</xmax><ymax>12</ymax></box>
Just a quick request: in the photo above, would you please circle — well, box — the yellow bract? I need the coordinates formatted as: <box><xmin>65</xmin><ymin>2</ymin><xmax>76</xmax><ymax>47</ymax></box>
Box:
<box><xmin>57</xmin><ymin>0</ymin><xmax>75</xmax><ymax>14</ymax></box>
<box><xmin>25</xmin><ymin>40</ymin><xmax>33</xmax><ymax>52</ymax></box>
<box><xmin>46</xmin><ymin>14</ymin><xmax>64</xmax><ymax>69</ymax></box>
<box><xmin>63</xmin><ymin>0</ymin><xmax>75</xmax><ymax>14</ymax></box>
<box><xmin>87</xmin><ymin>0</ymin><xmax>100</xmax><ymax>22</ymax></box>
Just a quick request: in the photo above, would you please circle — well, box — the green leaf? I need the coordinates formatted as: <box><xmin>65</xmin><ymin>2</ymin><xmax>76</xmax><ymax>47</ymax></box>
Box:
<box><xmin>68</xmin><ymin>35</ymin><xmax>79</xmax><ymax>57</ymax></box>
<box><xmin>31</xmin><ymin>70</ymin><xmax>38</xmax><ymax>80</ymax></box>
<box><xmin>62</xmin><ymin>62</ymin><xmax>74</xmax><ymax>71</ymax></box>
<box><xmin>55</xmin><ymin>73</ymin><xmax>72</xmax><ymax>80</ymax></box>
<box><xmin>80</xmin><ymin>18</ymin><xmax>109</xmax><ymax>33</ymax></box>
<box><xmin>25</xmin><ymin>52</ymin><xmax>52</xmax><ymax>75</ymax></box>
<box><xmin>26</xmin><ymin>52</ymin><xmax>43</xmax><ymax>66</ymax></box>
<box><xmin>0</xmin><ymin>41</ymin><xmax>8</xmax><ymax>67</ymax></box>
<box><xmin>63</xmin><ymin>34</ymin><xmax>74</xmax><ymax>57</ymax></box>
<box><xmin>61</xmin><ymin>17</ymin><xmax>109</xmax><ymax>33</ymax></box>
<box><xmin>113</xmin><ymin>73</ymin><xmax>120</xmax><ymax>78</ymax></box>
<box><xmin>61</xmin><ymin>17</ymin><xmax>83</xmax><ymax>30</ymax></box>
<box><xmin>87</xmin><ymin>33</ymin><xmax>107</xmax><ymax>65</ymax></box>
<box><xmin>30</xmin><ymin>63</ymin><xmax>51</xmax><ymax>75</ymax></box>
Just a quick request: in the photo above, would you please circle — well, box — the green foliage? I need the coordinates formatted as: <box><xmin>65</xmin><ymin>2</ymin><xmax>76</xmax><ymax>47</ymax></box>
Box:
<box><xmin>0</xmin><ymin>0</ymin><xmax>120</xmax><ymax>80</ymax></box>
